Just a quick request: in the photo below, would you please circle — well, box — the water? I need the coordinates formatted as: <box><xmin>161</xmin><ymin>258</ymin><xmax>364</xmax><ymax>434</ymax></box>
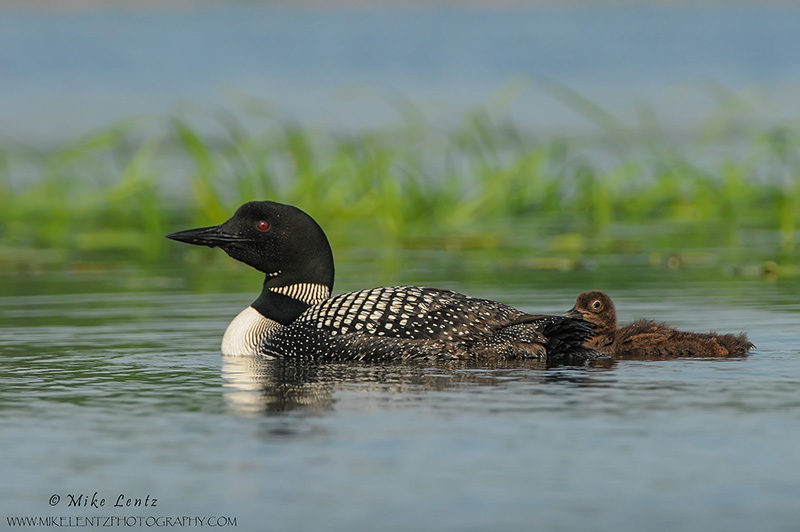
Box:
<box><xmin>2</xmin><ymin>272</ymin><xmax>799</xmax><ymax>531</ymax></box>
<box><xmin>2</xmin><ymin>5</ymin><xmax>800</xmax><ymax>143</ymax></box>
<box><xmin>2</xmin><ymin>5</ymin><xmax>800</xmax><ymax>527</ymax></box>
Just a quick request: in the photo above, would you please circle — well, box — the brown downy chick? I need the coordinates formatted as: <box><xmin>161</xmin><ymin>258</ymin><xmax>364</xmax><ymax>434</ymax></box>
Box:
<box><xmin>565</xmin><ymin>291</ymin><xmax>754</xmax><ymax>359</ymax></box>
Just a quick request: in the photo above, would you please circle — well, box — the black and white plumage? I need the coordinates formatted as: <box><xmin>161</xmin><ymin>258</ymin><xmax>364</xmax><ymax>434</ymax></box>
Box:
<box><xmin>167</xmin><ymin>200</ymin><xmax>596</xmax><ymax>363</ymax></box>
<box><xmin>264</xmin><ymin>286</ymin><xmax>593</xmax><ymax>362</ymax></box>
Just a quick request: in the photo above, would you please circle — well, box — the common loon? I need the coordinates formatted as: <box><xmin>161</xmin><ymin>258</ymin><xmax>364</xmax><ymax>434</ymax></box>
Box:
<box><xmin>167</xmin><ymin>200</ymin><xmax>597</xmax><ymax>363</ymax></box>
<box><xmin>565</xmin><ymin>290</ymin><xmax>754</xmax><ymax>358</ymax></box>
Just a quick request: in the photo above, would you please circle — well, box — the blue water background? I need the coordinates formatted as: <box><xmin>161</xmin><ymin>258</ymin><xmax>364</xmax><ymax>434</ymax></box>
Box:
<box><xmin>1</xmin><ymin>4</ymin><xmax>799</xmax><ymax>142</ymax></box>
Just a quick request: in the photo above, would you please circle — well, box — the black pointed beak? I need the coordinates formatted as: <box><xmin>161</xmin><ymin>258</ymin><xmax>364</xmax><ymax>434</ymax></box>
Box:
<box><xmin>563</xmin><ymin>306</ymin><xmax>582</xmax><ymax>319</ymax></box>
<box><xmin>166</xmin><ymin>225</ymin><xmax>248</xmax><ymax>248</ymax></box>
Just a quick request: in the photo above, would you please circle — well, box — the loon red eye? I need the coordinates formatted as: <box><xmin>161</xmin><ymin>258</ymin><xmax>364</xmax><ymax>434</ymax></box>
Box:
<box><xmin>257</xmin><ymin>220</ymin><xmax>270</xmax><ymax>232</ymax></box>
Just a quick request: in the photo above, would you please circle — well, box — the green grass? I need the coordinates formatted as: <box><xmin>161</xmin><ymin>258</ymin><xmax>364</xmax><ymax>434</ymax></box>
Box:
<box><xmin>1</xmin><ymin>95</ymin><xmax>798</xmax><ymax>280</ymax></box>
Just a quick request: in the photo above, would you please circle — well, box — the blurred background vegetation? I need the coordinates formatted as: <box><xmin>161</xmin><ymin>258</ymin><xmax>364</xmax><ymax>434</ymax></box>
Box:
<box><xmin>1</xmin><ymin>4</ymin><xmax>798</xmax><ymax>288</ymax></box>
<box><xmin>2</xmin><ymin>97</ymin><xmax>798</xmax><ymax>264</ymax></box>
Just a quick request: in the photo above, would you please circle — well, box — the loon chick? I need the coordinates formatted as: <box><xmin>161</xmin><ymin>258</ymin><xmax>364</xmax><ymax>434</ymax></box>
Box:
<box><xmin>167</xmin><ymin>200</ymin><xmax>596</xmax><ymax>363</ymax></box>
<box><xmin>564</xmin><ymin>290</ymin><xmax>754</xmax><ymax>359</ymax></box>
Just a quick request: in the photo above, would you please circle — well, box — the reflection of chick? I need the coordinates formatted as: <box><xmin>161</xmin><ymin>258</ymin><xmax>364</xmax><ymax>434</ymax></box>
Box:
<box><xmin>565</xmin><ymin>291</ymin><xmax>754</xmax><ymax>359</ymax></box>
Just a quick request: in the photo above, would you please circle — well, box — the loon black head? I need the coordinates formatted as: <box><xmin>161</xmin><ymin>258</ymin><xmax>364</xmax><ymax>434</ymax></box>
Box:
<box><xmin>166</xmin><ymin>200</ymin><xmax>335</xmax><ymax>289</ymax></box>
<box><xmin>167</xmin><ymin>201</ymin><xmax>335</xmax><ymax>356</ymax></box>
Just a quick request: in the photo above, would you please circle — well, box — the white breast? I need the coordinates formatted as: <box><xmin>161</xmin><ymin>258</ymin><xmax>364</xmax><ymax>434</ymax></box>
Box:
<box><xmin>221</xmin><ymin>306</ymin><xmax>280</xmax><ymax>357</ymax></box>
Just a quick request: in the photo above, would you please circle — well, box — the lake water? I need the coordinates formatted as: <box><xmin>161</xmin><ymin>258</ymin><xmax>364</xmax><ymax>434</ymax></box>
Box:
<box><xmin>3</xmin><ymin>4</ymin><xmax>800</xmax><ymax>530</ymax></box>
<box><xmin>2</xmin><ymin>4</ymin><xmax>800</xmax><ymax>143</ymax></box>
<box><xmin>2</xmin><ymin>269</ymin><xmax>799</xmax><ymax>531</ymax></box>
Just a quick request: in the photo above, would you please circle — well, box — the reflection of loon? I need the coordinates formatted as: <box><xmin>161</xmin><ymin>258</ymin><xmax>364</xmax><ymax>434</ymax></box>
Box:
<box><xmin>565</xmin><ymin>291</ymin><xmax>755</xmax><ymax>358</ymax></box>
<box><xmin>168</xmin><ymin>200</ymin><xmax>596</xmax><ymax>363</ymax></box>
<box><xmin>222</xmin><ymin>356</ymin><xmax>335</xmax><ymax>416</ymax></box>
<box><xmin>222</xmin><ymin>357</ymin><xmax>587</xmax><ymax>416</ymax></box>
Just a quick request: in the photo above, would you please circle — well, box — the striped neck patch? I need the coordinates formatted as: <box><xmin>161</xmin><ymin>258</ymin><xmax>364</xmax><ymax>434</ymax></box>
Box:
<box><xmin>269</xmin><ymin>283</ymin><xmax>331</xmax><ymax>306</ymax></box>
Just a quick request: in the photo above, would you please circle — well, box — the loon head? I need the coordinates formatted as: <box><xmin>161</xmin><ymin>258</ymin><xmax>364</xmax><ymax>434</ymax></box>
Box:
<box><xmin>166</xmin><ymin>200</ymin><xmax>335</xmax><ymax>290</ymax></box>
<box><xmin>564</xmin><ymin>290</ymin><xmax>617</xmax><ymax>347</ymax></box>
<box><xmin>167</xmin><ymin>201</ymin><xmax>335</xmax><ymax>356</ymax></box>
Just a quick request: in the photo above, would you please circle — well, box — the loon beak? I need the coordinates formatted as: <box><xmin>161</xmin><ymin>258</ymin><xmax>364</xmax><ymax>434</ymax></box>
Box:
<box><xmin>166</xmin><ymin>224</ymin><xmax>248</xmax><ymax>248</ymax></box>
<box><xmin>563</xmin><ymin>306</ymin><xmax>582</xmax><ymax>319</ymax></box>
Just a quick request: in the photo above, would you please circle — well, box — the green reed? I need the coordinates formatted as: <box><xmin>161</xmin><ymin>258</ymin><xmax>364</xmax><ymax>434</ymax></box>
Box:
<box><xmin>1</xmin><ymin>98</ymin><xmax>798</xmax><ymax>276</ymax></box>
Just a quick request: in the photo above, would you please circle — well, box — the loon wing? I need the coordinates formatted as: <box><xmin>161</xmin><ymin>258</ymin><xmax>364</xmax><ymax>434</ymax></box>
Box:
<box><xmin>259</xmin><ymin>286</ymin><xmax>595</xmax><ymax>363</ymax></box>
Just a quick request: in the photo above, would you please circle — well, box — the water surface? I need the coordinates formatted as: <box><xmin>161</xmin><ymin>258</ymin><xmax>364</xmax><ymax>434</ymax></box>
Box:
<box><xmin>1</xmin><ymin>272</ymin><xmax>799</xmax><ymax>531</ymax></box>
